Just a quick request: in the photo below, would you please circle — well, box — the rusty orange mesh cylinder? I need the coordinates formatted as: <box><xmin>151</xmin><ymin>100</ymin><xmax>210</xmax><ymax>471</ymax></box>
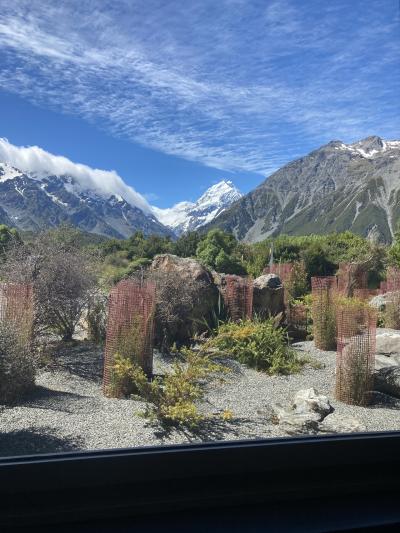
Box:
<box><xmin>336</xmin><ymin>263</ymin><xmax>368</xmax><ymax>297</ymax></box>
<box><xmin>103</xmin><ymin>279</ymin><xmax>156</xmax><ymax>398</ymax></box>
<box><xmin>0</xmin><ymin>282</ymin><xmax>34</xmax><ymax>345</ymax></box>
<box><xmin>311</xmin><ymin>276</ymin><xmax>338</xmax><ymax>350</ymax></box>
<box><xmin>286</xmin><ymin>302</ymin><xmax>308</xmax><ymax>339</ymax></box>
<box><xmin>224</xmin><ymin>275</ymin><xmax>253</xmax><ymax>322</ymax></box>
<box><xmin>263</xmin><ymin>263</ymin><xmax>293</xmax><ymax>284</ymax></box>
<box><xmin>387</xmin><ymin>267</ymin><xmax>400</xmax><ymax>292</ymax></box>
<box><xmin>335</xmin><ymin>304</ymin><xmax>376</xmax><ymax>406</ymax></box>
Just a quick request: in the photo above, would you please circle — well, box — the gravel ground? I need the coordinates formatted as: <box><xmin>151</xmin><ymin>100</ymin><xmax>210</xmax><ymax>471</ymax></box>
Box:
<box><xmin>0</xmin><ymin>338</ymin><xmax>399</xmax><ymax>457</ymax></box>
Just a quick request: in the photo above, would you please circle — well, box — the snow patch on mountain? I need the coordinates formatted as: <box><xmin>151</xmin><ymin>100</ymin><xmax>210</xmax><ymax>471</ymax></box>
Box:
<box><xmin>333</xmin><ymin>136</ymin><xmax>400</xmax><ymax>160</ymax></box>
<box><xmin>153</xmin><ymin>180</ymin><xmax>243</xmax><ymax>235</ymax></box>
<box><xmin>0</xmin><ymin>138</ymin><xmax>151</xmax><ymax>213</ymax></box>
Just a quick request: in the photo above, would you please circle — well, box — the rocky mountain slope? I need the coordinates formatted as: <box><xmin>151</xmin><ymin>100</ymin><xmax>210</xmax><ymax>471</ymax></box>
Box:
<box><xmin>152</xmin><ymin>180</ymin><xmax>242</xmax><ymax>235</ymax></box>
<box><xmin>0</xmin><ymin>162</ymin><xmax>172</xmax><ymax>239</ymax></box>
<box><xmin>204</xmin><ymin>136</ymin><xmax>400</xmax><ymax>243</ymax></box>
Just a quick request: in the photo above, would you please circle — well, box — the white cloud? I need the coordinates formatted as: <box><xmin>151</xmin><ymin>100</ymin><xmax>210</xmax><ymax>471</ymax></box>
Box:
<box><xmin>0</xmin><ymin>138</ymin><xmax>151</xmax><ymax>213</ymax></box>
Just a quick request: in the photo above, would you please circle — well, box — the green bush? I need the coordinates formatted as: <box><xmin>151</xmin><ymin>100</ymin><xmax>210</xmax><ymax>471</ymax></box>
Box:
<box><xmin>0</xmin><ymin>322</ymin><xmax>35</xmax><ymax>404</ymax></box>
<box><xmin>113</xmin><ymin>348</ymin><xmax>226</xmax><ymax>429</ymax></box>
<box><xmin>205</xmin><ymin>319</ymin><xmax>306</xmax><ymax>374</ymax></box>
<box><xmin>196</xmin><ymin>229</ymin><xmax>246</xmax><ymax>274</ymax></box>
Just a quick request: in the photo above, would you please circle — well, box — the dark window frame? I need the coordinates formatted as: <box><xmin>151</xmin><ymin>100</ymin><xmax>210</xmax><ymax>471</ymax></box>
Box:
<box><xmin>1</xmin><ymin>431</ymin><xmax>400</xmax><ymax>528</ymax></box>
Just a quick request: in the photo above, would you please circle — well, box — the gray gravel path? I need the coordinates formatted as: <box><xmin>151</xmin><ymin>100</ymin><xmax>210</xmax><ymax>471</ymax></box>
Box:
<box><xmin>1</xmin><ymin>339</ymin><xmax>399</xmax><ymax>457</ymax></box>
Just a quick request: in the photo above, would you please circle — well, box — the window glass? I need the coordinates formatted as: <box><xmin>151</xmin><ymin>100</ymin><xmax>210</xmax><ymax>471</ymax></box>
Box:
<box><xmin>0</xmin><ymin>0</ymin><xmax>399</xmax><ymax>457</ymax></box>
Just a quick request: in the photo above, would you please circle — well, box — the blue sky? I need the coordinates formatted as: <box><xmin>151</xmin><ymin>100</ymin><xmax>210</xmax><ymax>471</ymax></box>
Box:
<box><xmin>0</xmin><ymin>0</ymin><xmax>398</xmax><ymax>208</ymax></box>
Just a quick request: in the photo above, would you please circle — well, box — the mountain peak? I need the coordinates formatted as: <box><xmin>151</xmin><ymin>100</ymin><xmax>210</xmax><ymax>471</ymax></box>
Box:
<box><xmin>351</xmin><ymin>135</ymin><xmax>385</xmax><ymax>153</ymax></box>
<box><xmin>153</xmin><ymin>179</ymin><xmax>242</xmax><ymax>235</ymax></box>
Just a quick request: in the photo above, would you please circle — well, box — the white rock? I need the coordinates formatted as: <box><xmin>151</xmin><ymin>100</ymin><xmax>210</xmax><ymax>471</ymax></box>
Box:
<box><xmin>273</xmin><ymin>404</ymin><xmax>320</xmax><ymax>435</ymax></box>
<box><xmin>292</xmin><ymin>388</ymin><xmax>332</xmax><ymax>419</ymax></box>
<box><xmin>319</xmin><ymin>413</ymin><xmax>366</xmax><ymax>434</ymax></box>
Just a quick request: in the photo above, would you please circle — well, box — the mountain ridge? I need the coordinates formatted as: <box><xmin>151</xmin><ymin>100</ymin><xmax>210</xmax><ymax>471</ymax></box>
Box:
<box><xmin>0</xmin><ymin>162</ymin><xmax>172</xmax><ymax>239</ymax></box>
<box><xmin>203</xmin><ymin>136</ymin><xmax>400</xmax><ymax>243</ymax></box>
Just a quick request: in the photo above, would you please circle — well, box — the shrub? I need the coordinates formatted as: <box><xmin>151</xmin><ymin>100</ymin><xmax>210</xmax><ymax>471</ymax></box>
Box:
<box><xmin>0</xmin><ymin>322</ymin><xmax>35</xmax><ymax>404</ymax></box>
<box><xmin>1</xmin><ymin>226</ymin><xmax>98</xmax><ymax>341</ymax></box>
<box><xmin>86</xmin><ymin>290</ymin><xmax>108</xmax><ymax>344</ymax></box>
<box><xmin>146</xmin><ymin>270</ymin><xmax>210</xmax><ymax>352</ymax></box>
<box><xmin>113</xmin><ymin>348</ymin><xmax>226</xmax><ymax>429</ymax></box>
<box><xmin>205</xmin><ymin>319</ymin><xmax>306</xmax><ymax>374</ymax></box>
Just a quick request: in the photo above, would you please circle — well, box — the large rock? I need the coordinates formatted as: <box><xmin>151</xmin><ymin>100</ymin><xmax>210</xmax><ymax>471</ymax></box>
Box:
<box><xmin>252</xmin><ymin>274</ymin><xmax>284</xmax><ymax>318</ymax></box>
<box><xmin>375</xmin><ymin>329</ymin><xmax>400</xmax><ymax>370</ymax></box>
<box><xmin>374</xmin><ymin>367</ymin><xmax>400</xmax><ymax>398</ymax></box>
<box><xmin>318</xmin><ymin>413</ymin><xmax>366</xmax><ymax>434</ymax></box>
<box><xmin>150</xmin><ymin>254</ymin><xmax>219</xmax><ymax>347</ymax></box>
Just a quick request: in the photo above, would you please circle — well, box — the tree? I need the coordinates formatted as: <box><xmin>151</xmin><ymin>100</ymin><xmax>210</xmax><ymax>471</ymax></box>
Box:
<box><xmin>196</xmin><ymin>230</ymin><xmax>246</xmax><ymax>274</ymax></box>
<box><xmin>173</xmin><ymin>232</ymin><xmax>201</xmax><ymax>257</ymax></box>
<box><xmin>300</xmin><ymin>241</ymin><xmax>336</xmax><ymax>281</ymax></box>
<box><xmin>1</xmin><ymin>226</ymin><xmax>98</xmax><ymax>341</ymax></box>
<box><xmin>388</xmin><ymin>223</ymin><xmax>400</xmax><ymax>268</ymax></box>
<box><xmin>0</xmin><ymin>224</ymin><xmax>21</xmax><ymax>257</ymax></box>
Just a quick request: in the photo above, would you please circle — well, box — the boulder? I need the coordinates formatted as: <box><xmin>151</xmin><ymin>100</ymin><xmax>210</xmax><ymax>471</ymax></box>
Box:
<box><xmin>252</xmin><ymin>274</ymin><xmax>284</xmax><ymax>318</ymax></box>
<box><xmin>374</xmin><ymin>366</ymin><xmax>400</xmax><ymax>398</ymax></box>
<box><xmin>273</xmin><ymin>404</ymin><xmax>320</xmax><ymax>435</ymax></box>
<box><xmin>150</xmin><ymin>254</ymin><xmax>219</xmax><ymax>347</ymax></box>
<box><xmin>292</xmin><ymin>388</ymin><xmax>332</xmax><ymax>419</ymax></box>
<box><xmin>376</xmin><ymin>329</ymin><xmax>400</xmax><ymax>356</ymax></box>
<box><xmin>374</xmin><ymin>329</ymin><xmax>400</xmax><ymax>370</ymax></box>
<box><xmin>318</xmin><ymin>413</ymin><xmax>366</xmax><ymax>434</ymax></box>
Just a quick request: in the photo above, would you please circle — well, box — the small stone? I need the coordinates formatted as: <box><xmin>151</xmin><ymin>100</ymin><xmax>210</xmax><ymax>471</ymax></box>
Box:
<box><xmin>292</xmin><ymin>388</ymin><xmax>332</xmax><ymax>419</ymax></box>
<box><xmin>273</xmin><ymin>403</ymin><xmax>320</xmax><ymax>435</ymax></box>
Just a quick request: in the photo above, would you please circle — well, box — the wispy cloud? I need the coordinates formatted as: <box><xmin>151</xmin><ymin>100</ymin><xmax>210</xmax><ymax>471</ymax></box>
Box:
<box><xmin>0</xmin><ymin>0</ymin><xmax>398</xmax><ymax>176</ymax></box>
<box><xmin>0</xmin><ymin>137</ymin><xmax>151</xmax><ymax>212</ymax></box>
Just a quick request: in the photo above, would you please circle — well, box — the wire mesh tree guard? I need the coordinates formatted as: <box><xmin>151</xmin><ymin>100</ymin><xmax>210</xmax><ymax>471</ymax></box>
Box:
<box><xmin>387</xmin><ymin>267</ymin><xmax>400</xmax><ymax>292</ymax></box>
<box><xmin>286</xmin><ymin>301</ymin><xmax>308</xmax><ymax>339</ymax></box>
<box><xmin>0</xmin><ymin>282</ymin><xmax>34</xmax><ymax>346</ymax></box>
<box><xmin>311</xmin><ymin>276</ymin><xmax>338</xmax><ymax>350</ymax></box>
<box><xmin>223</xmin><ymin>275</ymin><xmax>253</xmax><ymax>322</ymax></box>
<box><xmin>336</xmin><ymin>262</ymin><xmax>368</xmax><ymax>297</ymax></box>
<box><xmin>335</xmin><ymin>303</ymin><xmax>377</xmax><ymax>406</ymax></box>
<box><xmin>103</xmin><ymin>279</ymin><xmax>156</xmax><ymax>398</ymax></box>
<box><xmin>263</xmin><ymin>263</ymin><xmax>294</xmax><ymax>284</ymax></box>
<box><xmin>383</xmin><ymin>268</ymin><xmax>400</xmax><ymax>329</ymax></box>
<box><xmin>379</xmin><ymin>281</ymin><xmax>387</xmax><ymax>294</ymax></box>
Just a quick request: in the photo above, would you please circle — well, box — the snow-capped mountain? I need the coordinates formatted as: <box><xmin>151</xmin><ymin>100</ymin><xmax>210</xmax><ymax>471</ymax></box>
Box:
<box><xmin>152</xmin><ymin>180</ymin><xmax>243</xmax><ymax>235</ymax></box>
<box><xmin>0</xmin><ymin>162</ymin><xmax>172</xmax><ymax>238</ymax></box>
<box><xmin>204</xmin><ymin>136</ymin><xmax>400</xmax><ymax>243</ymax></box>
